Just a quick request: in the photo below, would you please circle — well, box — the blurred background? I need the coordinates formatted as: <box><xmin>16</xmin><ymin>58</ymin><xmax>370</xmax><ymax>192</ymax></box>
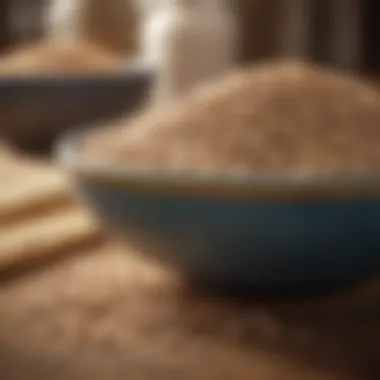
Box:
<box><xmin>0</xmin><ymin>0</ymin><xmax>378</xmax><ymax>153</ymax></box>
<box><xmin>0</xmin><ymin>3</ymin><xmax>379</xmax><ymax>380</ymax></box>
<box><xmin>0</xmin><ymin>0</ymin><xmax>379</xmax><ymax>71</ymax></box>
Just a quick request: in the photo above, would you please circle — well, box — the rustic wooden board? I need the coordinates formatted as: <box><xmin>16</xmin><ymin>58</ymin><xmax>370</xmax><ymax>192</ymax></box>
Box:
<box><xmin>0</xmin><ymin>151</ymin><xmax>101</xmax><ymax>273</ymax></box>
<box><xmin>0</xmin><ymin>153</ymin><xmax>73</xmax><ymax>223</ymax></box>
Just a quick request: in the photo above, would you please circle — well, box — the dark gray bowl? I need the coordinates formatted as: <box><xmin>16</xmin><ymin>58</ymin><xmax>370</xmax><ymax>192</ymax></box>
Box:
<box><xmin>57</xmin><ymin>130</ymin><xmax>380</xmax><ymax>294</ymax></box>
<box><xmin>0</xmin><ymin>66</ymin><xmax>152</xmax><ymax>152</ymax></box>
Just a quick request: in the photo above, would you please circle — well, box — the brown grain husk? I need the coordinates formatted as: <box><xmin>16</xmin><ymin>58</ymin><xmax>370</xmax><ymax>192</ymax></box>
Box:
<box><xmin>85</xmin><ymin>61</ymin><xmax>380</xmax><ymax>174</ymax></box>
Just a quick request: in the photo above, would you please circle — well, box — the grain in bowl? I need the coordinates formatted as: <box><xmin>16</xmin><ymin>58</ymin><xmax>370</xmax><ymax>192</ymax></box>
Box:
<box><xmin>0</xmin><ymin>40</ymin><xmax>122</xmax><ymax>75</ymax></box>
<box><xmin>84</xmin><ymin>61</ymin><xmax>380</xmax><ymax>175</ymax></box>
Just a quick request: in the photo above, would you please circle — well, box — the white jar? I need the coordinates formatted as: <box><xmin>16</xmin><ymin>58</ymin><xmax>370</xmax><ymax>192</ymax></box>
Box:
<box><xmin>45</xmin><ymin>0</ymin><xmax>80</xmax><ymax>42</ymax></box>
<box><xmin>141</xmin><ymin>0</ymin><xmax>237</xmax><ymax>102</ymax></box>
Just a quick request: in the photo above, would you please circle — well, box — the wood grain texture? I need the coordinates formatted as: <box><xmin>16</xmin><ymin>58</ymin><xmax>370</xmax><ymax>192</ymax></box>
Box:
<box><xmin>0</xmin><ymin>153</ymin><xmax>101</xmax><ymax>272</ymax></box>
<box><xmin>0</xmin><ymin>207</ymin><xmax>101</xmax><ymax>271</ymax></box>
<box><xmin>0</xmin><ymin>156</ymin><xmax>72</xmax><ymax>223</ymax></box>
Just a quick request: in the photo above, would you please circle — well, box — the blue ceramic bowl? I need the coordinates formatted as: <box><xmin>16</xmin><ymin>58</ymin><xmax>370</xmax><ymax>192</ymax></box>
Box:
<box><xmin>57</xmin><ymin>132</ymin><xmax>380</xmax><ymax>291</ymax></box>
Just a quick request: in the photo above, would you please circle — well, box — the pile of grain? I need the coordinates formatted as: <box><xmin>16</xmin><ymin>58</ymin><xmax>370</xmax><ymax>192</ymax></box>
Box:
<box><xmin>0</xmin><ymin>244</ymin><xmax>378</xmax><ymax>379</ymax></box>
<box><xmin>85</xmin><ymin>61</ymin><xmax>380</xmax><ymax>173</ymax></box>
<box><xmin>0</xmin><ymin>40</ymin><xmax>122</xmax><ymax>75</ymax></box>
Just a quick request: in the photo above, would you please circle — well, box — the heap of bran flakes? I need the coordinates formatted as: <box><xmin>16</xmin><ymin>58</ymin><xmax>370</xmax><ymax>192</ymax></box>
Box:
<box><xmin>85</xmin><ymin>61</ymin><xmax>380</xmax><ymax>173</ymax></box>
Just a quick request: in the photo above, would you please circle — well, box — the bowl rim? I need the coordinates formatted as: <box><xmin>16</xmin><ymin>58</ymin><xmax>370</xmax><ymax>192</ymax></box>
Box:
<box><xmin>56</xmin><ymin>128</ymin><xmax>380</xmax><ymax>201</ymax></box>
<box><xmin>0</xmin><ymin>59</ymin><xmax>153</xmax><ymax>84</ymax></box>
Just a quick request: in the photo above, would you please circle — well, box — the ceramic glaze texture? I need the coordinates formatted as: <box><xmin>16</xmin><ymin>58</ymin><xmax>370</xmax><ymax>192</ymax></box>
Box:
<box><xmin>72</xmin><ymin>175</ymin><xmax>380</xmax><ymax>289</ymax></box>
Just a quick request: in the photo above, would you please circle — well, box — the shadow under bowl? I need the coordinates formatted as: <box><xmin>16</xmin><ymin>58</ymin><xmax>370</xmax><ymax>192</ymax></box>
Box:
<box><xmin>56</xmin><ymin>131</ymin><xmax>380</xmax><ymax>293</ymax></box>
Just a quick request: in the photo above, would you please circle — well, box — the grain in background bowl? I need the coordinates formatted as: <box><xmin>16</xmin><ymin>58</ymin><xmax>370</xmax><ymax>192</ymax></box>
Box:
<box><xmin>0</xmin><ymin>41</ymin><xmax>153</xmax><ymax>152</ymax></box>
